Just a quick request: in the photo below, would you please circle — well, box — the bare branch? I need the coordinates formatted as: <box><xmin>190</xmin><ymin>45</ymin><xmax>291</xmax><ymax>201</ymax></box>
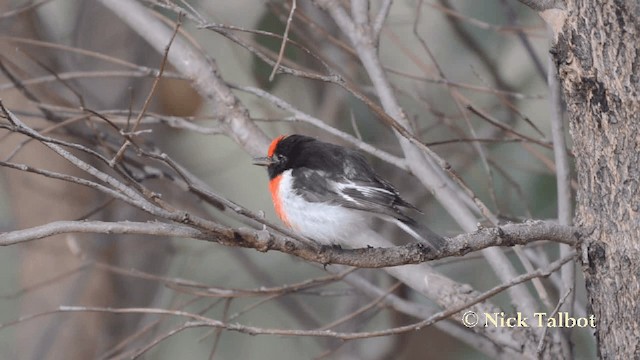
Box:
<box><xmin>0</xmin><ymin>221</ymin><xmax>205</xmax><ymax>245</ymax></box>
<box><xmin>269</xmin><ymin>0</ymin><xmax>297</xmax><ymax>81</ymax></box>
<box><xmin>350</xmin><ymin>0</ymin><xmax>369</xmax><ymax>26</ymax></box>
<box><xmin>536</xmin><ymin>287</ymin><xmax>572</xmax><ymax>357</ymax></box>
<box><xmin>548</xmin><ymin>66</ymin><xmax>572</xmax><ymax>226</ymax></box>
<box><xmin>372</xmin><ymin>0</ymin><xmax>393</xmax><ymax>40</ymax></box>
<box><xmin>466</xmin><ymin>105</ymin><xmax>552</xmax><ymax>149</ymax></box>
<box><xmin>41</xmin><ymin>252</ymin><xmax>574</xmax><ymax>342</ymax></box>
<box><xmin>0</xmin><ymin>220</ymin><xmax>580</xmax><ymax>267</ymax></box>
<box><xmin>548</xmin><ymin>34</ymin><xmax>575</xmax><ymax>359</ymax></box>
<box><xmin>498</xmin><ymin>0</ymin><xmax>548</xmax><ymax>79</ymax></box>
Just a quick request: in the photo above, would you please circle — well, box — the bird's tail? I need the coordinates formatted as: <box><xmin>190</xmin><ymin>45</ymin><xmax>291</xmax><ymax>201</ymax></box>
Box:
<box><xmin>394</xmin><ymin>218</ymin><xmax>446</xmax><ymax>251</ymax></box>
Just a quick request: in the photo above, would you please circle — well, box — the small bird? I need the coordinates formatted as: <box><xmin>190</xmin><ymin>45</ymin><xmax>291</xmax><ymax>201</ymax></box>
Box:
<box><xmin>253</xmin><ymin>134</ymin><xmax>444</xmax><ymax>250</ymax></box>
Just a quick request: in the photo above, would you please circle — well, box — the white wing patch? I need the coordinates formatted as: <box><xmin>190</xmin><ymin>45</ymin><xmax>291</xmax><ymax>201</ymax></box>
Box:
<box><xmin>333</xmin><ymin>182</ymin><xmax>359</xmax><ymax>204</ymax></box>
<box><xmin>334</xmin><ymin>182</ymin><xmax>395</xmax><ymax>204</ymax></box>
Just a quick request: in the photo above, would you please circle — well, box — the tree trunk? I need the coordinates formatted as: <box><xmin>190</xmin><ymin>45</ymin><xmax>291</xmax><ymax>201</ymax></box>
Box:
<box><xmin>551</xmin><ymin>1</ymin><xmax>640</xmax><ymax>358</ymax></box>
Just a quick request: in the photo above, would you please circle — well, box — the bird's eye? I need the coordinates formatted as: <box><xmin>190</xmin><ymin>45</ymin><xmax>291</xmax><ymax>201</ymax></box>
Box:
<box><xmin>277</xmin><ymin>154</ymin><xmax>287</xmax><ymax>162</ymax></box>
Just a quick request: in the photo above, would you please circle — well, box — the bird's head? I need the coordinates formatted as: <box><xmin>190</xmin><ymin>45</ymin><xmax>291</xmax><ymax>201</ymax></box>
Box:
<box><xmin>252</xmin><ymin>134</ymin><xmax>314</xmax><ymax>179</ymax></box>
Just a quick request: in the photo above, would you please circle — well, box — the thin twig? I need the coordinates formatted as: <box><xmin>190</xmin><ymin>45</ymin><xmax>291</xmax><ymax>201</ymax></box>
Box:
<box><xmin>209</xmin><ymin>298</ymin><xmax>232</xmax><ymax>359</ymax></box>
<box><xmin>372</xmin><ymin>0</ymin><xmax>393</xmax><ymax>40</ymax></box>
<box><xmin>0</xmin><ymin>262</ymin><xmax>90</xmax><ymax>299</ymax></box>
<box><xmin>318</xmin><ymin>282</ymin><xmax>401</xmax><ymax>330</ymax></box>
<box><xmin>130</xmin><ymin>322</ymin><xmax>204</xmax><ymax>359</ymax></box>
<box><xmin>111</xmin><ymin>12</ymin><xmax>183</xmax><ymax>165</ymax></box>
<box><xmin>499</xmin><ymin>0</ymin><xmax>548</xmax><ymax>78</ymax></box>
<box><xmin>269</xmin><ymin>0</ymin><xmax>297</xmax><ymax>81</ymax></box>
<box><xmin>536</xmin><ymin>287</ymin><xmax>572</xmax><ymax>357</ymax></box>
<box><xmin>15</xmin><ymin>252</ymin><xmax>574</xmax><ymax>341</ymax></box>
<box><xmin>466</xmin><ymin>105</ymin><xmax>552</xmax><ymax>149</ymax></box>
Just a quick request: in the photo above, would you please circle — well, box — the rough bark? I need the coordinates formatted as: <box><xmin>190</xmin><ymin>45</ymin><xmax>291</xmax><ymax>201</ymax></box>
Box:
<box><xmin>550</xmin><ymin>1</ymin><xmax>640</xmax><ymax>358</ymax></box>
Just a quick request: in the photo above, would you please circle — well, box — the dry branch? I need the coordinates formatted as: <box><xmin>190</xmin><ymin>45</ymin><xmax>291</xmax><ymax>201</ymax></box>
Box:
<box><xmin>0</xmin><ymin>219</ymin><xmax>580</xmax><ymax>268</ymax></box>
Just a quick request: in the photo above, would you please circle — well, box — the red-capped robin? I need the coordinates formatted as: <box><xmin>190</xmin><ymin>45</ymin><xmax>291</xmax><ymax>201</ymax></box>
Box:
<box><xmin>253</xmin><ymin>134</ymin><xmax>444</xmax><ymax>250</ymax></box>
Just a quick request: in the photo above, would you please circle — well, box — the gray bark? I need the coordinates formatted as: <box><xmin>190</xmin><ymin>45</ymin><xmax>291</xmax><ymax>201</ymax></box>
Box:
<box><xmin>550</xmin><ymin>1</ymin><xmax>640</xmax><ymax>358</ymax></box>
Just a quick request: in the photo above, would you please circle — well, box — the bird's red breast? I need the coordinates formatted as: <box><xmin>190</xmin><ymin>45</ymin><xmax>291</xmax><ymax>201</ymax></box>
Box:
<box><xmin>269</xmin><ymin>174</ymin><xmax>291</xmax><ymax>227</ymax></box>
<box><xmin>267</xmin><ymin>135</ymin><xmax>290</xmax><ymax>227</ymax></box>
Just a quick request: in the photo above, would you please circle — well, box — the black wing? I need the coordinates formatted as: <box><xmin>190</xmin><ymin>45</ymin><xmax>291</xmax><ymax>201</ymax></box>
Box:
<box><xmin>286</xmin><ymin>137</ymin><xmax>419</xmax><ymax>218</ymax></box>
<box><xmin>291</xmin><ymin>166</ymin><xmax>416</xmax><ymax>221</ymax></box>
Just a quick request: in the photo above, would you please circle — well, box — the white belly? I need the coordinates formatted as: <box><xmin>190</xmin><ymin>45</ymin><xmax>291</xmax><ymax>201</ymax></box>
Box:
<box><xmin>276</xmin><ymin>171</ymin><xmax>372</xmax><ymax>245</ymax></box>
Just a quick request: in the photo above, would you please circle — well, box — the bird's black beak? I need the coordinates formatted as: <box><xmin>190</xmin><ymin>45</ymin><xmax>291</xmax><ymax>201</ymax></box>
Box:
<box><xmin>252</xmin><ymin>156</ymin><xmax>276</xmax><ymax>167</ymax></box>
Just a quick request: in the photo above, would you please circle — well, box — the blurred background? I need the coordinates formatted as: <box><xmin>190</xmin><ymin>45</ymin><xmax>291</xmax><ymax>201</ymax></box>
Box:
<box><xmin>0</xmin><ymin>0</ymin><xmax>594</xmax><ymax>359</ymax></box>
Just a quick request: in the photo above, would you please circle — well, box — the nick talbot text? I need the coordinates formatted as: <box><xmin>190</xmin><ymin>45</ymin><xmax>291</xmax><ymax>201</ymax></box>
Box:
<box><xmin>483</xmin><ymin>312</ymin><xmax>596</xmax><ymax>328</ymax></box>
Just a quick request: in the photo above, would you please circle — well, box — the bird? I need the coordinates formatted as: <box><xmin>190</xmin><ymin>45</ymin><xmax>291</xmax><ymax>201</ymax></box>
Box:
<box><xmin>252</xmin><ymin>134</ymin><xmax>444</xmax><ymax>250</ymax></box>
